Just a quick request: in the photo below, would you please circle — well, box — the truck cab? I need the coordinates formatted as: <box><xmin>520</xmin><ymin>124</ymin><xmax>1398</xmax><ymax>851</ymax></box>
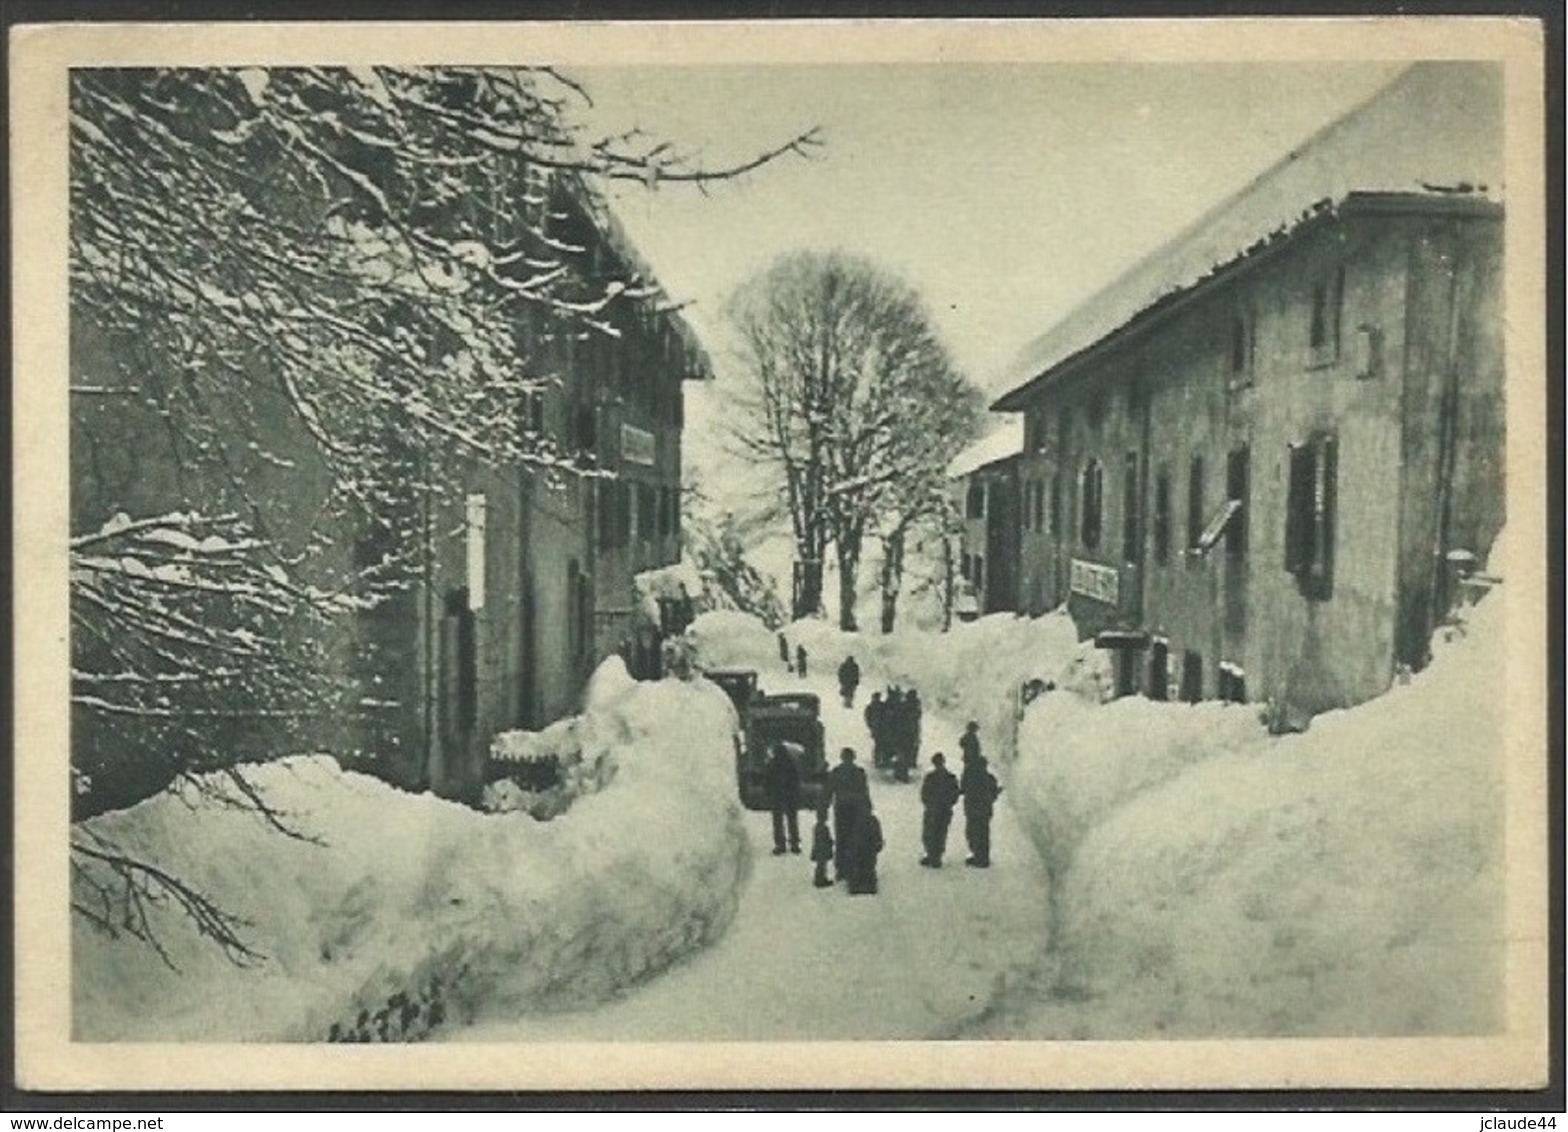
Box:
<box><xmin>737</xmin><ymin>691</ymin><xmax>827</xmax><ymax>813</ymax></box>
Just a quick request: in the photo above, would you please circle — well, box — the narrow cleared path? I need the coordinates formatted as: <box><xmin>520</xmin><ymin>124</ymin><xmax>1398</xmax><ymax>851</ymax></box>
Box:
<box><xmin>446</xmin><ymin>656</ymin><xmax>1051</xmax><ymax>1041</ymax></box>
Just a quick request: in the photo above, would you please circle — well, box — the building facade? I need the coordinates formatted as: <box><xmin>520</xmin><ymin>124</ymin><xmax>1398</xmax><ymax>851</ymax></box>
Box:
<box><xmin>72</xmin><ymin>170</ymin><xmax>707</xmax><ymax>807</ymax></box>
<box><xmin>991</xmin><ymin>62</ymin><xmax>1505</xmax><ymax>718</ymax></box>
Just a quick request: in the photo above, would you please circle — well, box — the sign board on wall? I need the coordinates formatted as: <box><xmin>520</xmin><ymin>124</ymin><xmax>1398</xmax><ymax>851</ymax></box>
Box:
<box><xmin>1070</xmin><ymin>557</ymin><xmax>1119</xmax><ymax>605</ymax></box>
<box><xmin>621</xmin><ymin>423</ymin><xmax>656</xmax><ymax>466</ymax></box>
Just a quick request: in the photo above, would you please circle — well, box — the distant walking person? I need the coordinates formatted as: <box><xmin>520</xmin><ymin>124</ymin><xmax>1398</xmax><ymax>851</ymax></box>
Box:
<box><xmin>846</xmin><ymin>799</ymin><xmax>885</xmax><ymax>895</ymax></box>
<box><xmin>822</xmin><ymin>747</ymin><xmax>870</xmax><ymax>881</ymax></box>
<box><xmin>810</xmin><ymin>810</ymin><xmax>835</xmax><ymax>888</ymax></box>
<box><xmin>919</xmin><ymin>752</ymin><xmax>961</xmax><ymax>868</ymax></box>
<box><xmin>898</xmin><ymin>689</ymin><xmax>923</xmax><ymax>783</ymax></box>
<box><xmin>764</xmin><ymin>742</ymin><xmax>802</xmax><ymax>856</ymax></box>
<box><xmin>864</xmin><ymin>692</ymin><xmax>887</xmax><ymax>769</ymax></box>
<box><xmin>778</xmin><ymin>632</ymin><xmax>792</xmax><ymax>671</ymax></box>
<box><xmin>796</xmin><ymin>644</ymin><xmax>809</xmax><ymax>680</ymax></box>
<box><xmin>959</xmin><ymin>720</ymin><xmax>982</xmax><ymax>765</ymax></box>
<box><xmin>837</xmin><ymin>654</ymin><xmax>861</xmax><ymax>708</ymax></box>
<box><xmin>960</xmin><ymin>748</ymin><xmax>1003</xmax><ymax>869</ymax></box>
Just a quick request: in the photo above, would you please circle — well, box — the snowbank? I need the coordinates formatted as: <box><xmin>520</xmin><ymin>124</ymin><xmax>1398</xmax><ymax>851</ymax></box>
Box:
<box><xmin>989</xmin><ymin>591</ymin><xmax>1506</xmax><ymax>1038</ymax></box>
<box><xmin>72</xmin><ymin>662</ymin><xmax>750</xmax><ymax>1041</ymax></box>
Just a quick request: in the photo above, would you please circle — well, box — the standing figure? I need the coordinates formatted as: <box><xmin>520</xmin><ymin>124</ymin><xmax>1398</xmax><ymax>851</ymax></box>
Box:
<box><xmin>960</xmin><ymin>749</ymin><xmax>1003</xmax><ymax>868</ymax></box>
<box><xmin>821</xmin><ymin>747</ymin><xmax>870</xmax><ymax>881</ymax></box>
<box><xmin>796</xmin><ymin>644</ymin><xmax>809</xmax><ymax>680</ymax></box>
<box><xmin>837</xmin><ymin>654</ymin><xmax>861</xmax><ymax>709</ymax></box>
<box><xmin>778</xmin><ymin>632</ymin><xmax>792</xmax><ymax>671</ymax></box>
<box><xmin>898</xmin><ymin>690</ymin><xmax>923</xmax><ymax>783</ymax></box>
<box><xmin>959</xmin><ymin>719</ymin><xmax>982</xmax><ymax>765</ymax></box>
<box><xmin>864</xmin><ymin>692</ymin><xmax>886</xmax><ymax>769</ymax></box>
<box><xmin>764</xmin><ymin>742</ymin><xmax>802</xmax><ymax>855</ymax></box>
<box><xmin>846</xmin><ymin>800</ymin><xmax>885</xmax><ymax>896</ymax></box>
<box><xmin>919</xmin><ymin>752</ymin><xmax>961</xmax><ymax>867</ymax></box>
<box><xmin>810</xmin><ymin>810</ymin><xmax>835</xmax><ymax>888</ymax></box>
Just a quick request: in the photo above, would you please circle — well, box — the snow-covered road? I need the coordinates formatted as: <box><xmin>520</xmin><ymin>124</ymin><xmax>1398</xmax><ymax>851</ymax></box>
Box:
<box><xmin>446</xmin><ymin>660</ymin><xmax>1052</xmax><ymax>1041</ymax></box>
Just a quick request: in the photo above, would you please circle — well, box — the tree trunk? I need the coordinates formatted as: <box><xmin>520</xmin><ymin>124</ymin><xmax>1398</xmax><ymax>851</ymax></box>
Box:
<box><xmin>878</xmin><ymin>525</ymin><xmax>906</xmax><ymax>634</ymax></box>
<box><xmin>793</xmin><ymin>555</ymin><xmax>824</xmax><ymax>620</ymax></box>
<box><xmin>835</xmin><ymin>542</ymin><xmax>859</xmax><ymax>632</ymax></box>
<box><xmin>941</xmin><ymin>530</ymin><xmax>954</xmax><ymax>633</ymax></box>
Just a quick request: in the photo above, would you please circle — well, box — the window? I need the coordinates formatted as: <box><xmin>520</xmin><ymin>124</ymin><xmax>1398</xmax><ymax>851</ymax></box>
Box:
<box><xmin>573</xmin><ymin>402</ymin><xmax>597</xmax><ymax>452</ymax></box>
<box><xmin>1152</xmin><ymin>467</ymin><xmax>1172</xmax><ymax>565</ymax></box>
<box><xmin>1049</xmin><ymin>475</ymin><xmax>1061</xmax><ymax>537</ymax></box>
<box><xmin>1228</xmin><ymin>308</ymin><xmax>1254</xmax><ymax>389</ymax></box>
<box><xmin>966</xmin><ymin>479</ymin><xmax>986</xmax><ymax>520</ymax></box>
<box><xmin>1285</xmin><ymin>433</ymin><xmax>1338</xmax><ymax>600</ymax></box>
<box><xmin>1218</xmin><ymin>662</ymin><xmax>1247</xmax><ymax>704</ymax></box>
<box><xmin>1186</xmin><ymin>455</ymin><xmax>1206</xmax><ymax>553</ymax></box>
<box><xmin>961</xmin><ymin>552</ymin><xmax>973</xmax><ymax>582</ymax></box>
<box><xmin>597</xmin><ymin>481</ymin><xmax>617</xmax><ymax>548</ymax></box>
<box><xmin>1121</xmin><ymin>451</ymin><xmax>1140</xmax><ymax>562</ymax></box>
<box><xmin>1181</xmin><ymin>650</ymin><xmax>1204</xmax><ymax>704</ymax></box>
<box><xmin>1033</xmin><ymin>478</ymin><xmax>1045</xmax><ymax>531</ymax></box>
<box><xmin>1079</xmin><ymin>459</ymin><xmax>1103</xmax><ymax>550</ymax></box>
<box><xmin>1225</xmin><ymin>445</ymin><xmax>1250</xmax><ymax>565</ymax></box>
<box><xmin>1308</xmin><ymin>266</ymin><xmax>1345</xmax><ymax>365</ymax></box>
<box><xmin>638</xmin><ymin>483</ymin><xmax>657</xmax><ymax>543</ymax></box>
<box><xmin>1147</xmin><ymin>639</ymin><xmax>1170</xmax><ymax>701</ymax></box>
<box><xmin>521</xmin><ymin>389</ymin><xmax>546</xmax><ymax>436</ymax></box>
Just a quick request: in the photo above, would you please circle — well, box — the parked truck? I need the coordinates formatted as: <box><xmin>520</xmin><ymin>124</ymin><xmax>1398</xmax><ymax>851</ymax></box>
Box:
<box><xmin>705</xmin><ymin>667</ymin><xmax>827</xmax><ymax>812</ymax></box>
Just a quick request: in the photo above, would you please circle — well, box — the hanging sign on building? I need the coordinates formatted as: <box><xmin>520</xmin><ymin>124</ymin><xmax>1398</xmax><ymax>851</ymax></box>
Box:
<box><xmin>1070</xmin><ymin>557</ymin><xmax>1120</xmax><ymax>605</ymax></box>
<box><xmin>620</xmin><ymin>423</ymin><xmax>656</xmax><ymax>466</ymax></box>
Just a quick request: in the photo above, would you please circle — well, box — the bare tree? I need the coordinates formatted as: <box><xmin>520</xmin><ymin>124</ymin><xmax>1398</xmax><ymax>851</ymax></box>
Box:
<box><xmin>69</xmin><ymin>65</ymin><xmax>817</xmax><ymax>958</ymax></box>
<box><xmin>728</xmin><ymin>251</ymin><xmax>982</xmax><ymax>629</ymax></box>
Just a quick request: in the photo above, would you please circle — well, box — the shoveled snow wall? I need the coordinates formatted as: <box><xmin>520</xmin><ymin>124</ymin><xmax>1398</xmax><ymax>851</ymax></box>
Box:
<box><xmin>1002</xmin><ymin>591</ymin><xmax>1506</xmax><ymax>1037</ymax></box>
<box><xmin>72</xmin><ymin>661</ymin><xmax>750</xmax><ymax>1041</ymax></box>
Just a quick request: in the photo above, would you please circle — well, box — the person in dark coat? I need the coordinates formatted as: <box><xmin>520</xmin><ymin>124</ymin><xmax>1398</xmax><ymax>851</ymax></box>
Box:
<box><xmin>959</xmin><ymin>720</ymin><xmax>982</xmax><ymax>765</ymax></box>
<box><xmin>837</xmin><ymin>654</ymin><xmax>861</xmax><ymax>708</ymax></box>
<box><xmin>883</xmin><ymin>686</ymin><xmax>903</xmax><ymax>772</ymax></box>
<box><xmin>897</xmin><ymin>690</ymin><xmax>923</xmax><ymax>783</ymax></box>
<box><xmin>764</xmin><ymin>742</ymin><xmax>802</xmax><ymax>855</ymax></box>
<box><xmin>918</xmin><ymin>752</ymin><xmax>961</xmax><ymax>867</ymax></box>
<box><xmin>960</xmin><ymin>750</ymin><xmax>1002</xmax><ymax>868</ymax></box>
<box><xmin>846</xmin><ymin>800</ymin><xmax>884</xmax><ymax>895</ymax></box>
<box><xmin>821</xmin><ymin>747</ymin><xmax>870</xmax><ymax>881</ymax></box>
<box><xmin>809</xmin><ymin>810</ymin><xmax>835</xmax><ymax>888</ymax></box>
<box><xmin>795</xmin><ymin>644</ymin><xmax>808</xmax><ymax>679</ymax></box>
<box><xmin>778</xmin><ymin>632</ymin><xmax>792</xmax><ymax>671</ymax></box>
<box><xmin>864</xmin><ymin>692</ymin><xmax>886</xmax><ymax>768</ymax></box>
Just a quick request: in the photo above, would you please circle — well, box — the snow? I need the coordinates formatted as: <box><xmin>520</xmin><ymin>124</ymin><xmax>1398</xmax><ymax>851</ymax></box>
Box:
<box><xmin>992</xmin><ymin>62</ymin><xmax>1502</xmax><ymax>405</ymax></box>
<box><xmin>72</xmin><ymin>660</ymin><xmax>750</xmax><ymax>1041</ymax></box>
<box><xmin>969</xmin><ymin>584</ymin><xmax>1507</xmax><ymax>1038</ymax></box>
<box><xmin>447</xmin><ymin>647</ymin><xmax>1051</xmax><ymax>1041</ymax></box>
<box><xmin>948</xmin><ymin>414</ymin><xmax>1025</xmax><ymax>479</ymax></box>
<box><xmin>634</xmin><ymin>558</ymin><xmax>704</xmax><ymax>623</ymax></box>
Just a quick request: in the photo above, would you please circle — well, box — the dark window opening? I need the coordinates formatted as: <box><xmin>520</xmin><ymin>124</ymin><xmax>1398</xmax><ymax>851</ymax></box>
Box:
<box><xmin>966</xmin><ymin>479</ymin><xmax>986</xmax><ymax>520</ymax></box>
<box><xmin>522</xmin><ymin>390</ymin><xmax>546</xmax><ymax>437</ymax></box>
<box><xmin>1034</xmin><ymin>478</ymin><xmax>1046</xmax><ymax>531</ymax></box>
<box><xmin>573</xmin><ymin>402</ymin><xmax>597</xmax><ymax>452</ymax></box>
<box><xmin>1049</xmin><ymin>475</ymin><xmax>1062</xmax><ymax>537</ymax></box>
<box><xmin>1308</xmin><ymin>266</ymin><xmax>1345</xmax><ymax>362</ymax></box>
<box><xmin>1218</xmin><ymin>664</ymin><xmax>1248</xmax><ymax>704</ymax></box>
<box><xmin>1284</xmin><ymin>433</ymin><xmax>1338</xmax><ymax>600</ymax></box>
<box><xmin>1181</xmin><ymin>650</ymin><xmax>1203</xmax><ymax>704</ymax></box>
<box><xmin>1152</xmin><ymin>467</ymin><xmax>1172</xmax><ymax>565</ymax></box>
<box><xmin>1121</xmin><ymin>450</ymin><xmax>1140</xmax><ymax>562</ymax></box>
<box><xmin>1226</xmin><ymin>445</ymin><xmax>1250</xmax><ymax>565</ymax></box>
<box><xmin>1148</xmin><ymin>640</ymin><xmax>1170</xmax><ymax>701</ymax></box>
<box><xmin>1079</xmin><ymin>459</ymin><xmax>1103</xmax><ymax>550</ymax></box>
<box><xmin>638</xmin><ymin>483</ymin><xmax>657</xmax><ymax>544</ymax></box>
<box><xmin>442</xmin><ymin>586</ymin><xmax>477</xmax><ymax>734</ymax></box>
<box><xmin>1186</xmin><ymin>455</ymin><xmax>1206</xmax><ymax>554</ymax></box>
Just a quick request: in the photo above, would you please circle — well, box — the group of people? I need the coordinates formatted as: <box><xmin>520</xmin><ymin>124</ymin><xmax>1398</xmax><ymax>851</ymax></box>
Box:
<box><xmin>920</xmin><ymin>722</ymin><xmax>1002</xmax><ymax>869</ymax></box>
<box><xmin>762</xmin><ymin>719</ymin><xmax>1003</xmax><ymax>898</ymax></box>
<box><xmin>864</xmin><ymin>686</ymin><xmax>923</xmax><ymax>782</ymax></box>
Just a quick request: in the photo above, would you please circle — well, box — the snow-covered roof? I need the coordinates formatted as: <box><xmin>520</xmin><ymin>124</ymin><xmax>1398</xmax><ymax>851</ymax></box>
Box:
<box><xmin>992</xmin><ymin>61</ymin><xmax>1503</xmax><ymax>411</ymax></box>
<box><xmin>562</xmin><ymin>172</ymin><xmax>715</xmax><ymax>382</ymax></box>
<box><xmin>949</xmin><ymin>414</ymin><xmax>1025</xmax><ymax>480</ymax></box>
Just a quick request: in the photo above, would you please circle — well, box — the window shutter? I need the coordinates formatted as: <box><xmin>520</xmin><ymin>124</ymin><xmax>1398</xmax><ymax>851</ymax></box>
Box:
<box><xmin>1284</xmin><ymin>443</ymin><xmax>1312</xmax><ymax>575</ymax></box>
<box><xmin>1308</xmin><ymin>434</ymin><xmax>1337</xmax><ymax>598</ymax></box>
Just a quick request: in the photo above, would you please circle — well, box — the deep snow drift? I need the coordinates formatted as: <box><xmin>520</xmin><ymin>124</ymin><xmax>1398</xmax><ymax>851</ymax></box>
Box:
<box><xmin>981</xmin><ymin>587</ymin><xmax>1507</xmax><ymax>1038</ymax></box>
<box><xmin>450</xmin><ymin>641</ymin><xmax>1052</xmax><ymax>1041</ymax></box>
<box><xmin>72</xmin><ymin>660</ymin><xmax>750</xmax><ymax>1041</ymax></box>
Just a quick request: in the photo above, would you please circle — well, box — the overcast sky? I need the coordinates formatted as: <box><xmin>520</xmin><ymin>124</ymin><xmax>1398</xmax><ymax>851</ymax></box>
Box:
<box><xmin>575</xmin><ymin>61</ymin><xmax>1405</xmax><ymax>396</ymax></box>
